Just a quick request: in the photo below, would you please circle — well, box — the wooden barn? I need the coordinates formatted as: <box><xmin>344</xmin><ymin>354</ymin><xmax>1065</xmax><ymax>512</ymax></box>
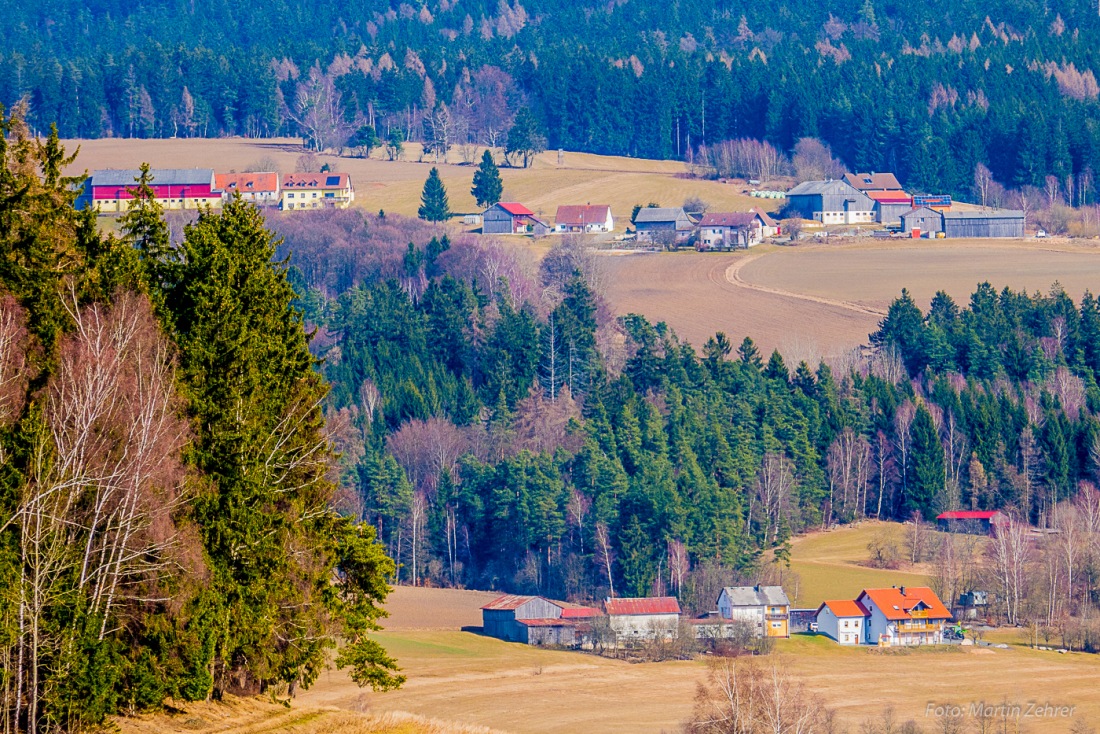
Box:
<box><xmin>941</xmin><ymin>209</ymin><xmax>1025</xmax><ymax>238</ymax></box>
<box><xmin>784</xmin><ymin>180</ymin><xmax>875</xmax><ymax>225</ymax></box>
<box><xmin>899</xmin><ymin>207</ymin><xmax>944</xmax><ymax>236</ymax></box>
<box><xmin>633</xmin><ymin>207</ymin><xmax>694</xmax><ymax>244</ymax></box>
<box><xmin>482</xmin><ymin>202</ymin><xmax>551</xmax><ymax>235</ymax></box>
<box><xmin>481</xmin><ymin>595</ymin><xmax>599</xmax><ymax>645</ymax></box>
<box><xmin>604</xmin><ymin>597</ymin><xmax>681</xmax><ymax>641</ymax></box>
<box><xmin>936</xmin><ymin>510</ymin><xmax>1009</xmax><ymax>535</ymax></box>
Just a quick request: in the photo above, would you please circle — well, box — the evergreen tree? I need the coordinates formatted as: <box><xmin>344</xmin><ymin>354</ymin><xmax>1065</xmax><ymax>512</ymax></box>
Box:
<box><xmin>906</xmin><ymin>404</ymin><xmax>945</xmax><ymax>520</ymax></box>
<box><xmin>418</xmin><ymin>167</ymin><xmax>452</xmax><ymax>222</ymax></box>
<box><xmin>471</xmin><ymin>150</ymin><xmax>503</xmax><ymax>208</ymax></box>
<box><xmin>120</xmin><ymin>162</ymin><xmax>176</xmax><ymax>297</ymax></box>
<box><xmin>505</xmin><ymin>107</ymin><xmax>547</xmax><ymax>168</ymax></box>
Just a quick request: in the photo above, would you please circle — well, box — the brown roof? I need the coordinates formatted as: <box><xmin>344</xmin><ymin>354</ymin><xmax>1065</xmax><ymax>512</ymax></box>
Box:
<box><xmin>698</xmin><ymin>212</ymin><xmax>759</xmax><ymax>228</ymax></box>
<box><xmin>750</xmin><ymin>207</ymin><xmax>778</xmax><ymax>228</ymax></box>
<box><xmin>215</xmin><ymin>172</ymin><xmax>279</xmax><ymax>193</ymax></box>
<box><xmin>281</xmin><ymin>172</ymin><xmax>351</xmax><ymax>189</ymax></box>
<box><xmin>605</xmin><ymin>597</ymin><xmax>681</xmax><ymax>616</ymax></box>
<box><xmin>844</xmin><ymin>172</ymin><xmax>903</xmax><ymax>192</ymax></box>
<box><xmin>481</xmin><ymin>594</ymin><xmax>536</xmax><ymax>611</ymax></box>
<box><xmin>857</xmin><ymin>587</ymin><xmax>951</xmax><ymax>621</ymax></box>
<box><xmin>817</xmin><ymin>599</ymin><xmax>869</xmax><ymax>618</ymax></box>
<box><xmin>555</xmin><ymin>204</ymin><xmax>611</xmax><ymax>226</ymax></box>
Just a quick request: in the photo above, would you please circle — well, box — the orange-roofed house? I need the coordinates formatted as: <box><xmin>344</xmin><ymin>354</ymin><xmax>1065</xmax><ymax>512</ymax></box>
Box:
<box><xmin>216</xmin><ymin>172</ymin><xmax>281</xmax><ymax>207</ymax></box>
<box><xmin>280</xmin><ymin>173</ymin><xmax>354</xmax><ymax>210</ymax></box>
<box><xmin>815</xmin><ymin>599</ymin><xmax>870</xmax><ymax>645</ymax></box>
<box><xmin>604</xmin><ymin>597</ymin><xmax>681</xmax><ymax>641</ymax></box>
<box><xmin>816</xmin><ymin>586</ymin><xmax>951</xmax><ymax>646</ymax></box>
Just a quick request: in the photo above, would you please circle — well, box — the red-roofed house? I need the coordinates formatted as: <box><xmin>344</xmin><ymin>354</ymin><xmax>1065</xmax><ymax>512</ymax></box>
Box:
<box><xmin>936</xmin><ymin>510</ymin><xmax>1009</xmax><ymax>535</ymax></box>
<box><xmin>605</xmin><ymin>597</ymin><xmax>681</xmax><ymax>640</ymax></box>
<box><xmin>816</xmin><ymin>587</ymin><xmax>950</xmax><ymax>646</ymax></box>
<box><xmin>481</xmin><ymin>595</ymin><xmax>600</xmax><ymax>645</ymax></box>
<box><xmin>554</xmin><ymin>205</ymin><xmax>614</xmax><ymax>233</ymax></box>
<box><xmin>483</xmin><ymin>202</ymin><xmax>551</xmax><ymax>235</ymax></box>
<box><xmin>216</xmin><ymin>172</ymin><xmax>281</xmax><ymax>206</ymax></box>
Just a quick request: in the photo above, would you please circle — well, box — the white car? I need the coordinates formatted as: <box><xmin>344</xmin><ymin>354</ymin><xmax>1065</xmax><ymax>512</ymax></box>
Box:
<box><xmin>1036</xmin><ymin>229</ymin><xmax>1047</xmax><ymax>238</ymax></box>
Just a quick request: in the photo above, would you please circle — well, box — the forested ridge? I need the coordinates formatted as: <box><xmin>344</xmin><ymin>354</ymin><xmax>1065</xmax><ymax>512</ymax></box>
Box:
<box><xmin>4</xmin><ymin>0</ymin><xmax>1100</xmax><ymax>199</ymax></box>
<box><xmin>269</xmin><ymin>207</ymin><xmax>1100</xmax><ymax>614</ymax></box>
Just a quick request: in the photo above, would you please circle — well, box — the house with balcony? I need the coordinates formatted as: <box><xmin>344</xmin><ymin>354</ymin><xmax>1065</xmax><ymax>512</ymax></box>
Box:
<box><xmin>716</xmin><ymin>585</ymin><xmax>790</xmax><ymax>638</ymax></box>
<box><xmin>816</xmin><ymin>586</ymin><xmax>950</xmax><ymax>646</ymax></box>
<box><xmin>280</xmin><ymin>173</ymin><xmax>354</xmax><ymax>210</ymax></box>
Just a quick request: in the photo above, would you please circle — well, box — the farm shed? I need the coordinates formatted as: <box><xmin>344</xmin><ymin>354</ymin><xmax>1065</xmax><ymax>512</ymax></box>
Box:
<box><xmin>867</xmin><ymin>190</ymin><xmax>913</xmax><ymax>225</ymax></box>
<box><xmin>633</xmin><ymin>207</ymin><xmax>694</xmax><ymax>244</ymax></box>
<box><xmin>605</xmin><ymin>597</ymin><xmax>681</xmax><ymax>641</ymax></box>
<box><xmin>936</xmin><ymin>510</ymin><xmax>1008</xmax><ymax>535</ymax></box>
<box><xmin>941</xmin><ymin>209</ymin><xmax>1024</xmax><ymax>238</ymax></box>
<box><xmin>785</xmin><ymin>180</ymin><xmax>874</xmax><ymax>224</ymax></box>
<box><xmin>716</xmin><ymin>585</ymin><xmax>791</xmax><ymax>638</ymax></box>
<box><xmin>83</xmin><ymin>168</ymin><xmax>221</xmax><ymax>213</ymax></box>
<box><xmin>899</xmin><ymin>207</ymin><xmax>943</xmax><ymax>236</ymax></box>
<box><xmin>483</xmin><ymin>202</ymin><xmax>551</xmax><ymax>235</ymax></box>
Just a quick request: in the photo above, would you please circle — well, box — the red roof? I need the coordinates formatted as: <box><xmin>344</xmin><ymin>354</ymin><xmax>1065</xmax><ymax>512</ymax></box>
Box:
<box><xmin>605</xmin><ymin>597</ymin><xmax>681</xmax><ymax>616</ymax></box>
<box><xmin>498</xmin><ymin>202</ymin><xmax>536</xmax><ymax>216</ymax></box>
<box><xmin>866</xmin><ymin>190</ymin><xmax>912</xmax><ymax>204</ymax></box>
<box><xmin>560</xmin><ymin>605</ymin><xmax>600</xmax><ymax>618</ymax></box>
<box><xmin>936</xmin><ymin>511</ymin><xmax>1002</xmax><ymax>521</ymax></box>
<box><xmin>281</xmin><ymin>172</ymin><xmax>350</xmax><ymax>189</ymax></box>
<box><xmin>699</xmin><ymin>212</ymin><xmax>759</xmax><ymax>228</ymax></box>
<box><xmin>481</xmin><ymin>594</ymin><xmax>536</xmax><ymax>611</ymax></box>
<box><xmin>215</xmin><ymin>172</ymin><xmax>279</xmax><ymax>193</ymax></box>
<box><xmin>817</xmin><ymin>599</ymin><xmax>869</xmax><ymax>618</ymax></box>
<box><xmin>555</xmin><ymin>204</ymin><xmax>611</xmax><ymax>226</ymax></box>
<box><xmin>857</xmin><ymin>587</ymin><xmax>951</xmax><ymax>621</ymax></box>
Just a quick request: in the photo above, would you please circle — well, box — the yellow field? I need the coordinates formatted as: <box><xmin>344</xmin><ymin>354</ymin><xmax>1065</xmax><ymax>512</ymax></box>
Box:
<box><xmin>60</xmin><ymin>137</ymin><xmax>775</xmax><ymax>221</ymax></box>
<box><xmin>601</xmin><ymin>238</ymin><xmax>1100</xmax><ymax>360</ymax></box>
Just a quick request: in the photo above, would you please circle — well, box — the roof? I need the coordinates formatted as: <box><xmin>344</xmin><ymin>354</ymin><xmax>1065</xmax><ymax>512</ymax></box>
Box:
<box><xmin>817</xmin><ymin>599</ymin><xmax>869</xmax><ymax>618</ymax></box>
<box><xmin>481</xmin><ymin>594</ymin><xmax>536</xmax><ymax>611</ymax></box>
<box><xmin>496</xmin><ymin>202</ymin><xmax>536</xmax><ymax>216</ymax></box>
<box><xmin>786</xmin><ymin>179</ymin><xmax>866</xmax><ymax>198</ymax></box>
<box><xmin>857</xmin><ymin>587</ymin><xmax>951</xmax><ymax>621</ymax></box>
<box><xmin>941</xmin><ymin>209</ymin><xmax>1024</xmax><ymax>220</ymax></box>
<box><xmin>560</xmin><ymin>605</ymin><xmax>601</xmax><ymax>619</ymax></box>
<box><xmin>215</xmin><ymin>172</ymin><xmax>279</xmax><ymax>193</ymax></box>
<box><xmin>633</xmin><ymin>207</ymin><xmax>689</xmax><ymax>224</ymax></box>
<box><xmin>936</xmin><ymin>510</ymin><xmax>1003</xmax><ymax>521</ymax></box>
<box><xmin>91</xmin><ymin>168</ymin><xmax>214</xmax><ymax>187</ymax></box>
<box><xmin>844</xmin><ymin>172</ymin><xmax>904</xmax><ymax>191</ymax></box>
<box><xmin>605</xmin><ymin>597</ymin><xmax>681</xmax><ymax>616</ymax></box>
<box><xmin>699</xmin><ymin>212</ymin><xmax>759</xmax><ymax>228</ymax></box>
<box><xmin>901</xmin><ymin>207</ymin><xmax>940</xmax><ymax>218</ymax></box>
<box><xmin>555</xmin><ymin>204</ymin><xmax>611</xmax><ymax>225</ymax></box>
<box><xmin>750</xmin><ymin>207</ymin><xmax>778</xmax><ymax>228</ymax></box>
<box><xmin>281</xmin><ymin>172</ymin><xmax>351</xmax><ymax>189</ymax></box>
<box><xmin>518</xmin><ymin>618</ymin><xmax>574</xmax><ymax>627</ymax></box>
<box><xmin>866</xmin><ymin>190</ymin><xmax>912</xmax><ymax>204</ymax></box>
<box><xmin>721</xmin><ymin>585</ymin><xmax>791</xmax><ymax>607</ymax></box>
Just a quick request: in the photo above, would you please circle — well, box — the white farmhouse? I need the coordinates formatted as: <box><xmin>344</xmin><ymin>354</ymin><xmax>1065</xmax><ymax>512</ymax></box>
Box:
<box><xmin>604</xmin><ymin>597</ymin><xmax>681</xmax><ymax>640</ymax></box>
<box><xmin>815</xmin><ymin>587</ymin><xmax>952</xmax><ymax>646</ymax></box>
<box><xmin>815</xmin><ymin>599</ymin><xmax>868</xmax><ymax>645</ymax></box>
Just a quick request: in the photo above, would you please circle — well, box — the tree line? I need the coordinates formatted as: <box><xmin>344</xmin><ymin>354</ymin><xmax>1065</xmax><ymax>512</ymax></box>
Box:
<box><xmin>0</xmin><ymin>107</ymin><xmax>402</xmax><ymax>734</ymax></box>
<box><xmin>3</xmin><ymin>0</ymin><xmax>1100</xmax><ymax>199</ymax></box>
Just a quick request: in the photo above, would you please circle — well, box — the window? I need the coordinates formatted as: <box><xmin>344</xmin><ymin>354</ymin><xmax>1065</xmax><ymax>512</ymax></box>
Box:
<box><xmin>843</xmin><ymin>620</ymin><xmax>849</xmax><ymax>628</ymax></box>
<box><xmin>288</xmin><ymin>193</ymin><xmax>295</xmax><ymax>198</ymax></box>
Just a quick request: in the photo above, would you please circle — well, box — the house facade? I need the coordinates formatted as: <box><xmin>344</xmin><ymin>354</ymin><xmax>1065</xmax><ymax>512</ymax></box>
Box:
<box><xmin>716</xmin><ymin>585</ymin><xmax>791</xmax><ymax>638</ymax></box>
<box><xmin>555</xmin><ymin>204</ymin><xmax>614</xmax><ymax>233</ymax></box>
<box><xmin>280</xmin><ymin>173</ymin><xmax>354</xmax><ymax>210</ymax></box>
<box><xmin>816</xmin><ymin>587</ymin><xmax>950</xmax><ymax>646</ymax></box>
<box><xmin>216</xmin><ymin>172</ymin><xmax>281</xmax><ymax>206</ymax></box>
<box><xmin>84</xmin><ymin>168</ymin><xmax>221</xmax><ymax>212</ymax></box>
<box><xmin>697</xmin><ymin>212</ymin><xmax>764</xmax><ymax>250</ymax></box>
<box><xmin>605</xmin><ymin>597</ymin><xmax>681</xmax><ymax>640</ymax></box>
<box><xmin>785</xmin><ymin>180</ymin><xmax>875</xmax><ymax>224</ymax></box>
<box><xmin>633</xmin><ymin>207</ymin><xmax>694</xmax><ymax>244</ymax></box>
<box><xmin>750</xmin><ymin>207</ymin><xmax>781</xmax><ymax>237</ymax></box>
<box><xmin>483</xmin><ymin>202</ymin><xmax>552</xmax><ymax>235</ymax></box>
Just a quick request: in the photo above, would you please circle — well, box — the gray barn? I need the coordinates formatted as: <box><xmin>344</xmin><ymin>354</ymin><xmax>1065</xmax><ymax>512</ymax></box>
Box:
<box><xmin>785</xmin><ymin>180</ymin><xmax>875</xmax><ymax>225</ymax></box>
<box><xmin>634</xmin><ymin>207</ymin><xmax>694</xmax><ymax>244</ymax></box>
<box><xmin>482</xmin><ymin>595</ymin><xmax>564</xmax><ymax>641</ymax></box>
<box><xmin>482</xmin><ymin>202</ymin><xmax>551</xmax><ymax>235</ymax></box>
<box><xmin>942</xmin><ymin>209</ymin><xmax>1024</xmax><ymax>238</ymax></box>
<box><xmin>899</xmin><ymin>207</ymin><xmax>944</xmax><ymax>236</ymax></box>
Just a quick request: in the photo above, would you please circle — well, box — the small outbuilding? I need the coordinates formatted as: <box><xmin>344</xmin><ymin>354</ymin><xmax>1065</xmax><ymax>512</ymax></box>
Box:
<box><xmin>936</xmin><ymin>510</ymin><xmax>1008</xmax><ymax>535</ymax></box>
<box><xmin>899</xmin><ymin>207</ymin><xmax>943</xmax><ymax>236</ymax></box>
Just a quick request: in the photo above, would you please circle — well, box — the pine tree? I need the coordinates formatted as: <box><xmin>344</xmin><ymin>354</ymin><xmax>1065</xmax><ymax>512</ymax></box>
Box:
<box><xmin>505</xmin><ymin>107</ymin><xmax>547</xmax><ymax>168</ymax></box>
<box><xmin>471</xmin><ymin>150</ymin><xmax>503</xmax><ymax>208</ymax></box>
<box><xmin>119</xmin><ymin>162</ymin><xmax>175</xmax><ymax>297</ymax></box>
<box><xmin>906</xmin><ymin>404</ymin><xmax>945</xmax><ymax>520</ymax></box>
<box><xmin>418</xmin><ymin>167</ymin><xmax>451</xmax><ymax>222</ymax></box>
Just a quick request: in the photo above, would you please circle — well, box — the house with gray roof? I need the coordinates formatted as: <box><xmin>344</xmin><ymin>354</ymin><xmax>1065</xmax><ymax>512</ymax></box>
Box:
<box><xmin>633</xmin><ymin>207</ymin><xmax>694</xmax><ymax>245</ymax></box>
<box><xmin>785</xmin><ymin>180</ymin><xmax>874</xmax><ymax>225</ymax></box>
<box><xmin>716</xmin><ymin>585</ymin><xmax>791</xmax><ymax>638</ymax></box>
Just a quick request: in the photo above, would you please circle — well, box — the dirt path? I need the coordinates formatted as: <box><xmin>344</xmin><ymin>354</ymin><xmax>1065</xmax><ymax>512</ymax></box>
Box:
<box><xmin>724</xmin><ymin>252</ymin><xmax>887</xmax><ymax>318</ymax></box>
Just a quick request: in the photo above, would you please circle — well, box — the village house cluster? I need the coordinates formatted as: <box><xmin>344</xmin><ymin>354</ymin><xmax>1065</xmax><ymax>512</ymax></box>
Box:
<box><xmin>481</xmin><ymin>583</ymin><xmax>954</xmax><ymax>650</ymax></box>
<box><xmin>75</xmin><ymin>168</ymin><xmax>355</xmax><ymax>212</ymax></box>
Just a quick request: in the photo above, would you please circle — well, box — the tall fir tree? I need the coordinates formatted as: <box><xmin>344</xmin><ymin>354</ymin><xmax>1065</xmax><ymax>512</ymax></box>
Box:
<box><xmin>418</xmin><ymin>167</ymin><xmax>451</xmax><ymax>222</ymax></box>
<box><xmin>471</xmin><ymin>150</ymin><xmax>503</xmax><ymax>208</ymax></box>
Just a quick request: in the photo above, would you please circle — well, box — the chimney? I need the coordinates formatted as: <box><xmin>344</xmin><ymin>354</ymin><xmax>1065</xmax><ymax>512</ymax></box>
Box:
<box><xmin>900</xmin><ymin>586</ymin><xmax>907</xmax><ymax>595</ymax></box>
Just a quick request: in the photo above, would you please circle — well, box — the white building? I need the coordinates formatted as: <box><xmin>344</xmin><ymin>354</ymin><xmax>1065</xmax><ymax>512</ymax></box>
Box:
<box><xmin>815</xmin><ymin>587</ymin><xmax>951</xmax><ymax>646</ymax></box>
<box><xmin>815</xmin><ymin>599</ymin><xmax>868</xmax><ymax>645</ymax></box>
<box><xmin>605</xmin><ymin>597</ymin><xmax>681</xmax><ymax>640</ymax></box>
<box><xmin>555</xmin><ymin>204</ymin><xmax>614</xmax><ymax>233</ymax></box>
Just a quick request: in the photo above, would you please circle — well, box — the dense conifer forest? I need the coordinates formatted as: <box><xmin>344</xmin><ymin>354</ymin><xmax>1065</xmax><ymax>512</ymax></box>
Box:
<box><xmin>4</xmin><ymin>0</ymin><xmax>1100</xmax><ymax>198</ymax></box>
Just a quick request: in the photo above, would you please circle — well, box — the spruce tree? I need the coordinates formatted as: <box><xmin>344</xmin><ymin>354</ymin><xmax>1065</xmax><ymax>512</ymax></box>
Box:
<box><xmin>418</xmin><ymin>167</ymin><xmax>451</xmax><ymax>222</ymax></box>
<box><xmin>471</xmin><ymin>150</ymin><xmax>503</xmax><ymax>208</ymax></box>
<box><xmin>120</xmin><ymin>162</ymin><xmax>175</xmax><ymax>296</ymax></box>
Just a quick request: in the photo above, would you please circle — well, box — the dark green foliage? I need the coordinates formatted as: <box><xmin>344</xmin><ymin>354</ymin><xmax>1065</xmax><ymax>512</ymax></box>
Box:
<box><xmin>418</xmin><ymin>167</ymin><xmax>451</xmax><ymax>222</ymax></box>
<box><xmin>471</xmin><ymin>150</ymin><xmax>503</xmax><ymax>208</ymax></box>
<box><xmin>505</xmin><ymin>108</ymin><xmax>547</xmax><ymax>169</ymax></box>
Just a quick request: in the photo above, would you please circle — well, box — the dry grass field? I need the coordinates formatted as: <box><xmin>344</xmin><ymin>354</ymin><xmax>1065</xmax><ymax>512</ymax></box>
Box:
<box><xmin>60</xmin><ymin>137</ymin><xmax>774</xmax><ymax>221</ymax></box>
<box><xmin>601</xmin><ymin>238</ymin><xmax>1100</xmax><ymax>361</ymax></box>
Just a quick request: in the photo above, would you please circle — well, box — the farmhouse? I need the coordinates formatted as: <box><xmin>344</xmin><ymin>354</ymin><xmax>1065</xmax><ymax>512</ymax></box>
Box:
<box><xmin>483</xmin><ymin>202</ymin><xmax>552</xmax><ymax>235</ymax></box>
<box><xmin>280</xmin><ymin>173</ymin><xmax>354</xmax><ymax>210</ymax></box>
<box><xmin>697</xmin><ymin>211</ymin><xmax>770</xmax><ymax>249</ymax></box>
<box><xmin>481</xmin><ymin>595</ymin><xmax>600</xmax><ymax>646</ymax></box>
<box><xmin>82</xmin><ymin>168</ymin><xmax>221</xmax><ymax>212</ymax></box>
<box><xmin>555</xmin><ymin>204</ymin><xmax>614</xmax><ymax>233</ymax></box>
<box><xmin>605</xmin><ymin>597</ymin><xmax>681</xmax><ymax>640</ymax></box>
<box><xmin>750</xmin><ymin>207</ymin><xmax>780</xmax><ymax>237</ymax></box>
<box><xmin>216</xmin><ymin>172</ymin><xmax>281</xmax><ymax>206</ymax></box>
<box><xmin>716</xmin><ymin>585</ymin><xmax>791</xmax><ymax>638</ymax></box>
<box><xmin>817</xmin><ymin>587</ymin><xmax>951</xmax><ymax>646</ymax></box>
<box><xmin>633</xmin><ymin>207</ymin><xmax>694</xmax><ymax>244</ymax></box>
<box><xmin>784</xmin><ymin>180</ymin><xmax>875</xmax><ymax>224</ymax></box>
<box><xmin>936</xmin><ymin>510</ymin><xmax>1008</xmax><ymax>535</ymax></box>
<box><xmin>843</xmin><ymin>171</ymin><xmax>904</xmax><ymax>193</ymax></box>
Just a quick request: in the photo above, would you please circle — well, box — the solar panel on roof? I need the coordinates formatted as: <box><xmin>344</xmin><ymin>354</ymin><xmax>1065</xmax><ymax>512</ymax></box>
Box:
<box><xmin>326</xmin><ymin>175</ymin><xmax>341</xmax><ymax>186</ymax></box>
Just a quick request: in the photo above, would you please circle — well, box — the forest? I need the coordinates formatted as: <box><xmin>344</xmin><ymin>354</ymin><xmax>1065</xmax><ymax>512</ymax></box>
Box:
<box><xmin>0</xmin><ymin>109</ymin><xmax>402</xmax><ymax>734</ymax></box>
<box><xmin>3</xmin><ymin>0</ymin><xmax>1100</xmax><ymax>200</ymax></box>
